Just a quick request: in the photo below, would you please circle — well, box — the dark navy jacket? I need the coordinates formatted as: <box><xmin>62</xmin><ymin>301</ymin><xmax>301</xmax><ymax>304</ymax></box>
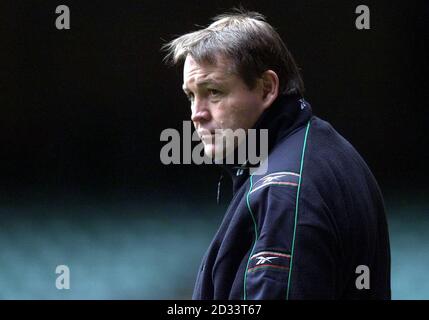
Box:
<box><xmin>192</xmin><ymin>94</ymin><xmax>391</xmax><ymax>300</ymax></box>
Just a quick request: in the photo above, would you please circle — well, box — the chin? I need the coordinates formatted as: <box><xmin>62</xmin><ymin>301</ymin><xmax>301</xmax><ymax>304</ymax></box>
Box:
<box><xmin>204</xmin><ymin>144</ymin><xmax>217</xmax><ymax>158</ymax></box>
<box><xmin>204</xmin><ymin>143</ymin><xmax>223</xmax><ymax>162</ymax></box>
<box><xmin>209</xmin><ymin>145</ymin><xmax>239</xmax><ymax>165</ymax></box>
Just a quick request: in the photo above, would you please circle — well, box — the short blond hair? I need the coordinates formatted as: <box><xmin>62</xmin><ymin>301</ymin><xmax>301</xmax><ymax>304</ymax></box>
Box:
<box><xmin>163</xmin><ymin>8</ymin><xmax>304</xmax><ymax>95</ymax></box>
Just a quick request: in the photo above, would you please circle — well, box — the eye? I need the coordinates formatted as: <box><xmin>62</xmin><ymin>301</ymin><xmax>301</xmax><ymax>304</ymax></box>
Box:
<box><xmin>208</xmin><ymin>89</ymin><xmax>222</xmax><ymax>97</ymax></box>
<box><xmin>186</xmin><ymin>92</ymin><xmax>194</xmax><ymax>102</ymax></box>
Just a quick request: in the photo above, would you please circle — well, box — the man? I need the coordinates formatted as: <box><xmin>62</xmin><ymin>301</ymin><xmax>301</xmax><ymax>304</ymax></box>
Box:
<box><xmin>163</xmin><ymin>9</ymin><xmax>391</xmax><ymax>299</ymax></box>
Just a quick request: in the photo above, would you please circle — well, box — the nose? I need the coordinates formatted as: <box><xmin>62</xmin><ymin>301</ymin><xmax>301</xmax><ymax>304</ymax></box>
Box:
<box><xmin>191</xmin><ymin>98</ymin><xmax>211</xmax><ymax>123</ymax></box>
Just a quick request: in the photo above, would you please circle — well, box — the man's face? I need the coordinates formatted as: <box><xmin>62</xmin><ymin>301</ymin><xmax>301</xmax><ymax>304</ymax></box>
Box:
<box><xmin>183</xmin><ymin>54</ymin><xmax>266</xmax><ymax>160</ymax></box>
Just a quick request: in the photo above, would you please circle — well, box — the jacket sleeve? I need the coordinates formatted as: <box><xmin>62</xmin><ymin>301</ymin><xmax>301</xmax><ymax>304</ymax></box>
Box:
<box><xmin>244</xmin><ymin>180</ymin><xmax>339</xmax><ymax>300</ymax></box>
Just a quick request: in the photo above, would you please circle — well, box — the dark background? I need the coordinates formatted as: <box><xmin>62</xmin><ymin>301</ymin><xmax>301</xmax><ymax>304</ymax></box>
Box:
<box><xmin>0</xmin><ymin>0</ymin><xmax>427</xmax><ymax>299</ymax></box>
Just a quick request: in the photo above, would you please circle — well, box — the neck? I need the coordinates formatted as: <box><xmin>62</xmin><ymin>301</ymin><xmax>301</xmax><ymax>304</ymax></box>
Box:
<box><xmin>216</xmin><ymin>92</ymin><xmax>311</xmax><ymax>194</ymax></box>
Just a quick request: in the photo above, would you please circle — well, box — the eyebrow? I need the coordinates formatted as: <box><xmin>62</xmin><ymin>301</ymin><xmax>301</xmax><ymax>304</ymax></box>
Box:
<box><xmin>182</xmin><ymin>79</ymin><xmax>224</xmax><ymax>93</ymax></box>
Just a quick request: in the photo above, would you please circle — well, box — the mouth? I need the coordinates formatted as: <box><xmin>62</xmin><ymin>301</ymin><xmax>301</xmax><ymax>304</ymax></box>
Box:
<box><xmin>200</xmin><ymin>134</ymin><xmax>215</xmax><ymax>143</ymax></box>
<box><xmin>199</xmin><ymin>132</ymin><xmax>224</xmax><ymax>145</ymax></box>
<box><xmin>198</xmin><ymin>129</ymin><xmax>218</xmax><ymax>138</ymax></box>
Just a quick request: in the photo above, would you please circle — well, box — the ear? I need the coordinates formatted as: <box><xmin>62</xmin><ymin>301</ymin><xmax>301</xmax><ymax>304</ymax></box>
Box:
<box><xmin>260</xmin><ymin>70</ymin><xmax>279</xmax><ymax>110</ymax></box>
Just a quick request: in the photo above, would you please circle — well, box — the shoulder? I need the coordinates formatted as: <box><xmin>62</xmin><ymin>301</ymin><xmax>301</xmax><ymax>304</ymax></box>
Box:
<box><xmin>248</xmin><ymin>116</ymin><xmax>361</xmax><ymax>201</ymax></box>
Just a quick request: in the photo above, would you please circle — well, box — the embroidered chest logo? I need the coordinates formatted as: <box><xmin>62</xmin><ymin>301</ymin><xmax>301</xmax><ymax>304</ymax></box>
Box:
<box><xmin>256</xmin><ymin>256</ymin><xmax>279</xmax><ymax>265</ymax></box>
<box><xmin>260</xmin><ymin>175</ymin><xmax>283</xmax><ymax>184</ymax></box>
<box><xmin>250</xmin><ymin>171</ymin><xmax>300</xmax><ymax>194</ymax></box>
<box><xmin>248</xmin><ymin>251</ymin><xmax>291</xmax><ymax>274</ymax></box>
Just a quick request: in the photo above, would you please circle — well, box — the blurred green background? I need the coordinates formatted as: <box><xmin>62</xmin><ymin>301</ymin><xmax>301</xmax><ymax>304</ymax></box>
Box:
<box><xmin>0</xmin><ymin>192</ymin><xmax>427</xmax><ymax>299</ymax></box>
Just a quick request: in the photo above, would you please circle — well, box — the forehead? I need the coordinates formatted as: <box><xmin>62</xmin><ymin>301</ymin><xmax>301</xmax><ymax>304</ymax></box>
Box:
<box><xmin>183</xmin><ymin>55</ymin><xmax>234</xmax><ymax>88</ymax></box>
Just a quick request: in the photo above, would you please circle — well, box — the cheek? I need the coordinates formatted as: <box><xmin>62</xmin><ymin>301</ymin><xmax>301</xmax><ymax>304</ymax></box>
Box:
<box><xmin>218</xmin><ymin>95</ymin><xmax>261</xmax><ymax>129</ymax></box>
<box><xmin>209</xmin><ymin>100</ymin><xmax>233</xmax><ymax>128</ymax></box>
